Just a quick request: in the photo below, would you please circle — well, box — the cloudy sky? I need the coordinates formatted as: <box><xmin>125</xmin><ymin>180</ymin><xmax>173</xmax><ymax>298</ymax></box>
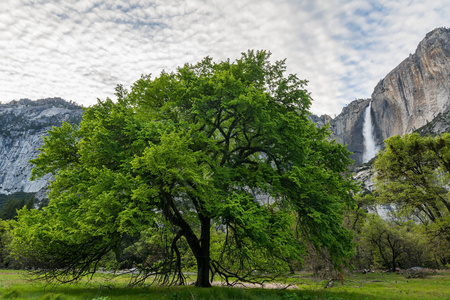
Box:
<box><xmin>1</xmin><ymin>0</ymin><xmax>448</xmax><ymax>116</ymax></box>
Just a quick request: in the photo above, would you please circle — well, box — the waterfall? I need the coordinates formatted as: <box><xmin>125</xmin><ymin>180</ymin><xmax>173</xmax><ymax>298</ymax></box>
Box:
<box><xmin>362</xmin><ymin>102</ymin><xmax>378</xmax><ymax>163</ymax></box>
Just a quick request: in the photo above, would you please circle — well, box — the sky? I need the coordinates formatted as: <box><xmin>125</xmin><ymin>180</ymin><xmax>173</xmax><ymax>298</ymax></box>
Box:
<box><xmin>1</xmin><ymin>0</ymin><xmax>448</xmax><ymax>116</ymax></box>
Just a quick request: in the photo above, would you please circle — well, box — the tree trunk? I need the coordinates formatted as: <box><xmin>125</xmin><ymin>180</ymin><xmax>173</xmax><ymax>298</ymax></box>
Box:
<box><xmin>196</xmin><ymin>252</ymin><xmax>211</xmax><ymax>287</ymax></box>
<box><xmin>391</xmin><ymin>251</ymin><xmax>397</xmax><ymax>272</ymax></box>
<box><xmin>165</xmin><ymin>194</ymin><xmax>212</xmax><ymax>287</ymax></box>
<box><xmin>195</xmin><ymin>215</ymin><xmax>212</xmax><ymax>287</ymax></box>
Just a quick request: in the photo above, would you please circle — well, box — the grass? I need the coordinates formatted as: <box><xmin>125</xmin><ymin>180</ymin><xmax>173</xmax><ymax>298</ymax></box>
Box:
<box><xmin>0</xmin><ymin>270</ymin><xmax>449</xmax><ymax>299</ymax></box>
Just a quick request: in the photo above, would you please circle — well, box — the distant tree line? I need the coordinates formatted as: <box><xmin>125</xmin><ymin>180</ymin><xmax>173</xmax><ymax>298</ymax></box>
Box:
<box><xmin>0</xmin><ymin>192</ymin><xmax>36</xmax><ymax>220</ymax></box>
<box><xmin>0</xmin><ymin>192</ymin><xmax>36</xmax><ymax>268</ymax></box>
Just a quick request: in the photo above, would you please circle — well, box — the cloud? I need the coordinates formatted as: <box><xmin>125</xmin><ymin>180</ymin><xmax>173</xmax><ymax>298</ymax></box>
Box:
<box><xmin>0</xmin><ymin>0</ymin><xmax>448</xmax><ymax>115</ymax></box>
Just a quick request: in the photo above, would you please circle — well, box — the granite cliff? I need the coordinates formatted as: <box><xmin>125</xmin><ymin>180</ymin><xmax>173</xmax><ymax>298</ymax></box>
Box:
<box><xmin>371</xmin><ymin>27</ymin><xmax>450</xmax><ymax>144</ymax></box>
<box><xmin>0</xmin><ymin>98</ymin><xmax>83</xmax><ymax>199</ymax></box>
<box><xmin>323</xmin><ymin>27</ymin><xmax>450</xmax><ymax>166</ymax></box>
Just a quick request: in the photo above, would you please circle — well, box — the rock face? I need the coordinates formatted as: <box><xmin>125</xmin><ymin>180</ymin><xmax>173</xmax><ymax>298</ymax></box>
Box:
<box><xmin>371</xmin><ymin>27</ymin><xmax>450</xmax><ymax>146</ymax></box>
<box><xmin>308</xmin><ymin>114</ymin><xmax>332</xmax><ymax>128</ymax></box>
<box><xmin>0</xmin><ymin>98</ymin><xmax>83</xmax><ymax>199</ymax></box>
<box><xmin>327</xmin><ymin>99</ymin><xmax>371</xmax><ymax>165</ymax></box>
<box><xmin>324</xmin><ymin>27</ymin><xmax>450</xmax><ymax>166</ymax></box>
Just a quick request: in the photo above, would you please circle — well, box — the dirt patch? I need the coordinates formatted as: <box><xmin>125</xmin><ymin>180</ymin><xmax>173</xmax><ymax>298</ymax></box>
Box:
<box><xmin>211</xmin><ymin>281</ymin><xmax>299</xmax><ymax>289</ymax></box>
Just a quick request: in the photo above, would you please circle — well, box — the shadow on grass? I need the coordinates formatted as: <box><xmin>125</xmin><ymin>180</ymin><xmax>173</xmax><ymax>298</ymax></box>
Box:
<box><xmin>0</xmin><ymin>285</ymin><xmax>386</xmax><ymax>300</ymax></box>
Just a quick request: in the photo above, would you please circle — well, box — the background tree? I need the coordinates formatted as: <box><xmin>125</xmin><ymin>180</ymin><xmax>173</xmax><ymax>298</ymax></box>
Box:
<box><xmin>343</xmin><ymin>192</ymin><xmax>376</xmax><ymax>271</ymax></box>
<box><xmin>0</xmin><ymin>196</ymin><xmax>35</xmax><ymax>220</ymax></box>
<box><xmin>0</xmin><ymin>220</ymin><xmax>12</xmax><ymax>268</ymax></box>
<box><xmin>11</xmin><ymin>50</ymin><xmax>357</xmax><ymax>287</ymax></box>
<box><xmin>360</xmin><ymin>215</ymin><xmax>424</xmax><ymax>271</ymax></box>
<box><xmin>374</xmin><ymin>133</ymin><xmax>450</xmax><ymax>242</ymax></box>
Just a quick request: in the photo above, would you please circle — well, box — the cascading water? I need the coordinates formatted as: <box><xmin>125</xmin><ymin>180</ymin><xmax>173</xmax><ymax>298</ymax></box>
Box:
<box><xmin>362</xmin><ymin>101</ymin><xmax>378</xmax><ymax>163</ymax></box>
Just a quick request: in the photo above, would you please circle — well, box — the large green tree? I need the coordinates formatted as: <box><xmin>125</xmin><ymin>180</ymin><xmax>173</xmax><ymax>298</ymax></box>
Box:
<box><xmin>11</xmin><ymin>51</ymin><xmax>357</xmax><ymax>287</ymax></box>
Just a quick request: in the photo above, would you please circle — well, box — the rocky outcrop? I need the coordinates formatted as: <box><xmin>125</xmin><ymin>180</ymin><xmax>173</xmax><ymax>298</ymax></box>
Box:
<box><xmin>308</xmin><ymin>114</ymin><xmax>332</xmax><ymax>128</ymax></box>
<box><xmin>0</xmin><ymin>98</ymin><xmax>83</xmax><ymax>199</ymax></box>
<box><xmin>415</xmin><ymin>106</ymin><xmax>450</xmax><ymax>136</ymax></box>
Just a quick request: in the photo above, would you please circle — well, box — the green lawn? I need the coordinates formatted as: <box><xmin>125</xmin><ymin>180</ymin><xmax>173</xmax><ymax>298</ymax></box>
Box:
<box><xmin>1</xmin><ymin>270</ymin><xmax>449</xmax><ymax>299</ymax></box>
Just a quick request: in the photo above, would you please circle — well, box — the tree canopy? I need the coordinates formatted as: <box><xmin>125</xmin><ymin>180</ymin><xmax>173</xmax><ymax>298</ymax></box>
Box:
<box><xmin>374</xmin><ymin>133</ymin><xmax>450</xmax><ymax>242</ymax></box>
<box><xmin>11</xmin><ymin>50</ymin><xmax>357</xmax><ymax>287</ymax></box>
<box><xmin>360</xmin><ymin>214</ymin><xmax>424</xmax><ymax>271</ymax></box>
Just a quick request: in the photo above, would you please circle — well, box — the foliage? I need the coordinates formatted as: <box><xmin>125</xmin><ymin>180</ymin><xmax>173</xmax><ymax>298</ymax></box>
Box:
<box><xmin>343</xmin><ymin>192</ymin><xmax>375</xmax><ymax>271</ymax></box>
<box><xmin>359</xmin><ymin>214</ymin><xmax>426</xmax><ymax>271</ymax></box>
<box><xmin>0</xmin><ymin>192</ymin><xmax>35</xmax><ymax>215</ymax></box>
<box><xmin>0</xmin><ymin>220</ymin><xmax>13</xmax><ymax>268</ymax></box>
<box><xmin>419</xmin><ymin>221</ymin><xmax>450</xmax><ymax>268</ymax></box>
<box><xmin>374</xmin><ymin>133</ymin><xmax>450</xmax><ymax>242</ymax></box>
<box><xmin>10</xmin><ymin>50</ymin><xmax>357</xmax><ymax>287</ymax></box>
<box><xmin>0</xmin><ymin>195</ymin><xmax>35</xmax><ymax>220</ymax></box>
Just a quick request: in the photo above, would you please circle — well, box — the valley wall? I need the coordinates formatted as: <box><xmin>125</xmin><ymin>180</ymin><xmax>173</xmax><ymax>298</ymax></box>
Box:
<box><xmin>0</xmin><ymin>98</ymin><xmax>83</xmax><ymax>199</ymax></box>
<box><xmin>325</xmin><ymin>27</ymin><xmax>450</xmax><ymax>165</ymax></box>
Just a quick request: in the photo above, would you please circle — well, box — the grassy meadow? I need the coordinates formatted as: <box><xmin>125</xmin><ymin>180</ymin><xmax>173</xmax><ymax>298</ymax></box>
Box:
<box><xmin>1</xmin><ymin>270</ymin><xmax>450</xmax><ymax>300</ymax></box>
